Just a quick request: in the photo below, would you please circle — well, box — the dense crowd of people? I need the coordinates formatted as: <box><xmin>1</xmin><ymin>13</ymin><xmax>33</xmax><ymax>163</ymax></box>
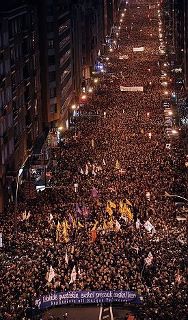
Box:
<box><xmin>1</xmin><ymin>0</ymin><xmax>187</xmax><ymax>319</ymax></box>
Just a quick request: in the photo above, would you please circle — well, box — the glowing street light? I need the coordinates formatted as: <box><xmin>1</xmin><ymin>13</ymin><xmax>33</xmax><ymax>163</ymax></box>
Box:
<box><xmin>172</xmin><ymin>129</ymin><xmax>178</xmax><ymax>135</ymax></box>
<box><xmin>71</xmin><ymin>104</ymin><xmax>76</xmax><ymax>110</ymax></box>
<box><xmin>58</xmin><ymin>126</ymin><xmax>63</xmax><ymax>131</ymax></box>
<box><xmin>81</xmin><ymin>94</ymin><xmax>87</xmax><ymax>100</ymax></box>
<box><xmin>168</xmin><ymin>110</ymin><xmax>173</xmax><ymax>116</ymax></box>
<box><xmin>93</xmin><ymin>78</ymin><xmax>98</xmax><ymax>84</ymax></box>
<box><xmin>161</xmin><ymin>81</ymin><xmax>168</xmax><ymax>87</ymax></box>
<box><xmin>88</xmin><ymin>87</ymin><xmax>93</xmax><ymax>93</ymax></box>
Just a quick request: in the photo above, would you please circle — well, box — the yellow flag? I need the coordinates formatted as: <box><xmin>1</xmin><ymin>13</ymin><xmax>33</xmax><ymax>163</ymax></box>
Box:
<box><xmin>108</xmin><ymin>218</ymin><xmax>114</xmax><ymax>230</ymax></box>
<box><xmin>65</xmin><ymin>219</ymin><xmax>70</xmax><ymax>229</ymax></box>
<box><xmin>72</xmin><ymin>216</ymin><xmax>77</xmax><ymax>229</ymax></box>
<box><xmin>56</xmin><ymin>229</ymin><xmax>59</xmax><ymax>242</ymax></box>
<box><xmin>119</xmin><ymin>200</ymin><xmax>124</xmax><ymax>214</ymax></box>
<box><xmin>122</xmin><ymin>204</ymin><xmax>133</xmax><ymax>220</ymax></box>
<box><xmin>57</xmin><ymin>220</ymin><xmax>61</xmax><ymax>231</ymax></box>
<box><xmin>103</xmin><ymin>220</ymin><xmax>108</xmax><ymax>230</ymax></box>
<box><xmin>115</xmin><ymin>160</ymin><xmax>120</xmax><ymax>170</ymax></box>
<box><xmin>78</xmin><ymin>221</ymin><xmax>84</xmax><ymax>228</ymax></box>
<box><xmin>106</xmin><ymin>203</ymin><xmax>113</xmax><ymax>216</ymax></box>
<box><xmin>92</xmin><ymin>220</ymin><xmax>98</xmax><ymax>230</ymax></box>
<box><xmin>56</xmin><ymin>221</ymin><xmax>61</xmax><ymax>242</ymax></box>
<box><xmin>109</xmin><ymin>200</ymin><xmax>116</xmax><ymax>209</ymax></box>
<box><xmin>62</xmin><ymin>221</ymin><xmax>69</xmax><ymax>243</ymax></box>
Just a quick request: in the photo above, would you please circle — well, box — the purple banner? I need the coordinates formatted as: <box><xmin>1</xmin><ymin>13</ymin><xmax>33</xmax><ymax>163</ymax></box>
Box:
<box><xmin>35</xmin><ymin>290</ymin><xmax>142</xmax><ymax>309</ymax></box>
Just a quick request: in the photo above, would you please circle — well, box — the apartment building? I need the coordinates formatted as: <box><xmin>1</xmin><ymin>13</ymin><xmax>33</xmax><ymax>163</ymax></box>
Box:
<box><xmin>38</xmin><ymin>0</ymin><xmax>73</xmax><ymax>129</ymax></box>
<box><xmin>0</xmin><ymin>3</ymin><xmax>42</xmax><ymax>212</ymax></box>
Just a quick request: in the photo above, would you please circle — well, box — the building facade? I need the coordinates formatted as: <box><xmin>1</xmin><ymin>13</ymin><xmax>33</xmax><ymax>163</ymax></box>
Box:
<box><xmin>38</xmin><ymin>0</ymin><xmax>73</xmax><ymax>129</ymax></box>
<box><xmin>0</xmin><ymin>3</ymin><xmax>42</xmax><ymax>212</ymax></box>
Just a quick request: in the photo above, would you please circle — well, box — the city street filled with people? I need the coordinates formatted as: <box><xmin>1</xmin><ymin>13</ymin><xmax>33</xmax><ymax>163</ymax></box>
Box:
<box><xmin>1</xmin><ymin>0</ymin><xmax>187</xmax><ymax>319</ymax></box>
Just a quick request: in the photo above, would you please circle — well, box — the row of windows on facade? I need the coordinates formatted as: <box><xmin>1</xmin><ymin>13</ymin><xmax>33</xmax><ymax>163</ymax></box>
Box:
<box><xmin>0</xmin><ymin>112</ymin><xmax>13</xmax><ymax>134</ymax></box>
<box><xmin>13</xmin><ymin>108</ymin><xmax>38</xmax><ymax>139</ymax></box>
<box><xmin>1</xmin><ymin>137</ymin><xmax>14</xmax><ymax>165</ymax></box>
<box><xmin>8</xmin><ymin>14</ymin><xmax>34</xmax><ymax>38</ymax></box>
<box><xmin>60</xmin><ymin>50</ymin><xmax>71</xmax><ymax>67</ymax></box>
<box><xmin>47</xmin><ymin>20</ymin><xmax>70</xmax><ymax>34</ymax></box>
<box><xmin>49</xmin><ymin>77</ymin><xmax>72</xmax><ymax>114</ymax></box>
<box><xmin>61</xmin><ymin>69</ymin><xmax>71</xmax><ymax>85</ymax></box>
<box><xmin>9</xmin><ymin>36</ymin><xmax>36</xmax><ymax>65</ymax></box>
<box><xmin>0</xmin><ymin>48</ymin><xmax>38</xmax><ymax>78</ymax></box>
<box><xmin>0</xmin><ymin>81</ymin><xmax>39</xmax><ymax>118</ymax></box>
<box><xmin>48</xmin><ymin>34</ymin><xmax>70</xmax><ymax>50</ymax></box>
<box><xmin>59</xmin><ymin>35</ymin><xmax>71</xmax><ymax>50</ymax></box>
<box><xmin>1</xmin><ymin>119</ymin><xmax>39</xmax><ymax>165</ymax></box>
<box><xmin>0</xmin><ymin>87</ymin><xmax>12</xmax><ymax>109</ymax></box>
<box><xmin>0</xmin><ymin>31</ymin><xmax>8</xmax><ymax>48</ymax></box>
<box><xmin>0</xmin><ymin>61</ymin><xmax>30</xmax><ymax>85</ymax></box>
<box><xmin>48</xmin><ymin>68</ymin><xmax>71</xmax><ymax>97</ymax></box>
<box><xmin>12</xmin><ymin>68</ymin><xmax>39</xmax><ymax>93</ymax></box>
<box><xmin>48</xmin><ymin>55</ymin><xmax>70</xmax><ymax>71</ymax></box>
<box><xmin>61</xmin><ymin>77</ymin><xmax>72</xmax><ymax>101</ymax></box>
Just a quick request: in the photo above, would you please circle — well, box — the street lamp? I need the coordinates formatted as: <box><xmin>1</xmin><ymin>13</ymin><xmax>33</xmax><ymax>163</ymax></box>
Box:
<box><xmin>171</xmin><ymin>129</ymin><xmax>178</xmax><ymax>135</ymax></box>
<box><xmin>71</xmin><ymin>104</ymin><xmax>76</xmax><ymax>110</ymax></box>
<box><xmin>93</xmin><ymin>78</ymin><xmax>98</xmax><ymax>84</ymax></box>
<box><xmin>81</xmin><ymin>94</ymin><xmax>87</xmax><ymax>100</ymax></box>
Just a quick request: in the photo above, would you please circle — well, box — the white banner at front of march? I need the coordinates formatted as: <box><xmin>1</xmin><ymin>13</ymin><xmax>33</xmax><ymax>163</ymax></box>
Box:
<box><xmin>120</xmin><ymin>86</ymin><xmax>144</xmax><ymax>92</ymax></box>
<box><xmin>133</xmin><ymin>47</ymin><xmax>145</xmax><ymax>52</ymax></box>
<box><xmin>119</xmin><ymin>55</ymin><xmax>129</xmax><ymax>60</ymax></box>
